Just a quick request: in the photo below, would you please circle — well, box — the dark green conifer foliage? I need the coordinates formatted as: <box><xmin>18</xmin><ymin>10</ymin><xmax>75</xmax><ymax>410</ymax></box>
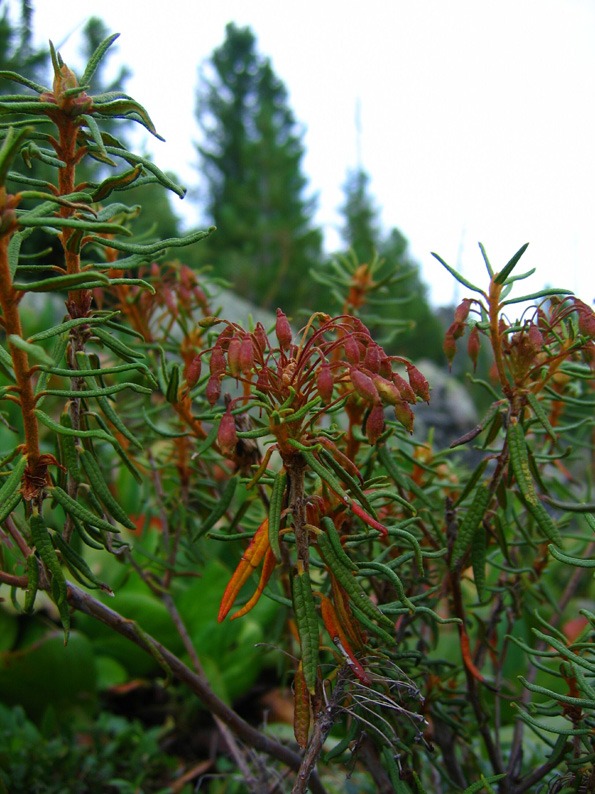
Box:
<box><xmin>195</xmin><ymin>23</ymin><xmax>322</xmax><ymax>311</ymax></box>
<box><xmin>339</xmin><ymin>167</ymin><xmax>444</xmax><ymax>362</ymax></box>
<box><xmin>0</xmin><ymin>0</ymin><xmax>45</xmax><ymax>79</ymax></box>
<box><xmin>340</xmin><ymin>169</ymin><xmax>381</xmax><ymax>265</ymax></box>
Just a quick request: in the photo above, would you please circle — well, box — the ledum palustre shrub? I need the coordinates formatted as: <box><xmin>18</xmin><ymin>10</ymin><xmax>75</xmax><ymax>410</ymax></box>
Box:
<box><xmin>1</xmin><ymin>33</ymin><xmax>594</xmax><ymax>794</ymax></box>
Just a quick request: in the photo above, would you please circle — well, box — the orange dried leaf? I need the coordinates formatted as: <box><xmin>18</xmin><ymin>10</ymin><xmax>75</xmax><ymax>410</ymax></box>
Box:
<box><xmin>320</xmin><ymin>595</ymin><xmax>370</xmax><ymax>685</ymax></box>
<box><xmin>230</xmin><ymin>546</ymin><xmax>277</xmax><ymax>620</ymax></box>
<box><xmin>217</xmin><ymin>518</ymin><xmax>269</xmax><ymax>622</ymax></box>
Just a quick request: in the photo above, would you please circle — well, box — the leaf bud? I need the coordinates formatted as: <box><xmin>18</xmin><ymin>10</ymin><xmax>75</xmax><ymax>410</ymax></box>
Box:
<box><xmin>394</xmin><ymin>400</ymin><xmax>414</xmax><ymax>434</ymax></box>
<box><xmin>198</xmin><ymin>316</ymin><xmax>222</xmax><ymax>329</ymax></box>
<box><xmin>406</xmin><ymin>364</ymin><xmax>430</xmax><ymax>403</ymax></box>
<box><xmin>350</xmin><ymin>367</ymin><xmax>379</xmax><ymax>403</ymax></box>
<box><xmin>366</xmin><ymin>403</ymin><xmax>385</xmax><ymax>445</ymax></box>
<box><xmin>217</xmin><ymin>409</ymin><xmax>237</xmax><ymax>458</ymax></box>
<box><xmin>275</xmin><ymin>309</ymin><xmax>292</xmax><ymax>350</ymax></box>
<box><xmin>206</xmin><ymin>375</ymin><xmax>221</xmax><ymax>406</ymax></box>
<box><xmin>316</xmin><ymin>362</ymin><xmax>334</xmax><ymax>404</ymax></box>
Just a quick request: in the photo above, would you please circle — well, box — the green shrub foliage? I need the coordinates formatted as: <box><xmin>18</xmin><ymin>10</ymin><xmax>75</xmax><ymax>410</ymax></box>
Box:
<box><xmin>0</xmin><ymin>33</ymin><xmax>594</xmax><ymax>794</ymax></box>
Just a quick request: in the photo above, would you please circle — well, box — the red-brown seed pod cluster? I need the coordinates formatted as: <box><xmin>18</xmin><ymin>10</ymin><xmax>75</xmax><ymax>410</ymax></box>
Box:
<box><xmin>201</xmin><ymin>312</ymin><xmax>430</xmax><ymax>441</ymax></box>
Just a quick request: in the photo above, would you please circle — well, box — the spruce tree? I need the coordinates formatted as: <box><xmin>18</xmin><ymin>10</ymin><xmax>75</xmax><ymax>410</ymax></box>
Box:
<box><xmin>340</xmin><ymin>169</ymin><xmax>381</xmax><ymax>265</ymax></box>
<box><xmin>195</xmin><ymin>23</ymin><xmax>322</xmax><ymax>312</ymax></box>
<box><xmin>338</xmin><ymin>167</ymin><xmax>444</xmax><ymax>363</ymax></box>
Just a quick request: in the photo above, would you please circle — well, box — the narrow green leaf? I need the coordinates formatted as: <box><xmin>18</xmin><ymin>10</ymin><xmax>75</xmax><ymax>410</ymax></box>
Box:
<box><xmin>0</xmin><ymin>455</ymin><xmax>27</xmax><ymax>509</ymax></box>
<box><xmin>40</xmin><ymin>381</ymin><xmax>152</xmax><ymax>399</ymax></box>
<box><xmin>90</xmin><ymin>165</ymin><xmax>143</xmax><ymax>202</ymax></box>
<box><xmin>478</xmin><ymin>242</ymin><xmax>493</xmax><ymax>277</ymax></box>
<box><xmin>17</xmin><ymin>215</ymin><xmax>132</xmax><ymax>235</ymax></box>
<box><xmin>543</xmin><ymin>497</ymin><xmax>595</xmax><ymax>513</ymax></box>
<box><xmin>90</xmin><ymin>226</ymin><xmax>214</xmax><ymax>256</ymax></box>
<box><xmin>0</xmin><ymin>342</ymin><xmax>14</xmax><ymax>375</ymax></box>
<box><xmin>7</xmin><ymin>334</ymin><xmax>53</xmax><ymax>365</ymax></box>
<box><xmin>431</xmin><ymin>252</ymin><xmax>485</xmax><ymax>294</ymax></box>
<box><xmin>493</xmin><ymin>242</ymin><xmax>530</xmax><ymax>284</ymax></box>
<box><xmin>80</xmin><ymin>114</ymin><xmax>113</xmax><ymax>162</ymax></box>
<box><xmin>92</xmin><ymin>326</ymin><xmax>145</xmax><ymax>361</ymax></box>
<box><xmin>0</xmin><ymin>70</ymin><xmax>49</xmax><ymax>93</ymax></box>
<box><xmin>34</xmin><ymin>409</ymin><xmax>117</xmax><ymax>445</ymax></box>
<box><xmin>81</xmin><ymin>33</ymin><xmax>120</xmax><ymax>86</ymax></box>
<box><xmin>501</xmin><ymin>287</ymin><xmax>573</xmax><ymax>306</ymax></box>
<box><xmin>0</xmin><ymin>101</ymin><xmax>56</xmax><ymax>115</ymax></box>
<box><xmin>12</xmin><ymin>270</ymin><xmax>110</xmax><ymax>292</ymax></box>
<box><xmin>28</xmin><ymin>312</ymin><xmax>119</xmax><ymax>342</ymax></box>
<box><xmin>462</xmin><ymin>775</ymin><xmax>506</xmax><ymax>794</ymax></box>
<box><xmin>103</xmin><ymin>146</ymin><xmax>184</xmax><ymax>195</ymax></box>
<box><xmin>548</xmin><ymin>544</ymin><xmax>595</xmax><ymax>568</ymax></box>
<box><xmin>0</xmin><ymin>124</ymin><xmax>33</xmax><ymax>185</ymax></box>
<box><xmin>141</xmin><ymin>408</ymin><xmax>186</xmax><ymax>438</ymax></box>
<box><xmin>94</xmin><ymin>98</ymin><xmax>164</xmax><ymax>140</ymax></box>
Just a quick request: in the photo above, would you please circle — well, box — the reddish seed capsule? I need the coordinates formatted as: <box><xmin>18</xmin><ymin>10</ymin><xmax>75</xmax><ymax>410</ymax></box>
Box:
<box><xmin>406</xmin><ymin>364</ymin><xmax>430</xmax><ymax>403</ymax></box>
<box><xmin>467</xmin><ymin>326</ymin><xmax>481</xmax><ymax>372</ymax></box>
<box><xmin>454</xmin><ymin>298</ymin><xmax>473</xmax><ymax>324</ymax></box>
<box><xmin>316</xmin><ymin>362</ymin><xmax>334</xmax><ymax>404</ymax></box>
<box><xmin>256</xmin><ymin>368</ymin><xmax>270</xmax><ymax>392</ymax></box>
<box><xmin>217</xmin><ymin>409</ymin><xmax>237</xmax><ymax>458</ymax></box>
<box><xmin>239</xmin><ymin>335</ymin><xmax>254</xmax><ymax>374</ymax></box>
<box><xmin>583</xmin><ymin>341</ymin><xmax>595</xmax><ymax>372</ymax></box>
<box><xmin>206</xmin><ymin>375</ymin><xmax>221</xmax><ymax>406</ymax></box>
<box><xmin>576</xmin><ymin>300</ymin><xmax>595</xmax><ymax>338</ymax></box>
<box><xmin>364</xmin><ymin>343</ymin><xmax>381</xmax><ymax>373</ymax></box>
<box><xmin>254</xmin><ymin>322</ymin><xmax>269</xmax><ymax>353</ymax></box>
<box><xmin>448</xmin><ymin>320</ymin><xmax>466</xmax><ymax>341</ymax></box>
<box><xmin>228</xmin><ymin>337</ymin><xmax>242</xmax><ymax>377</ymax></box>
<box><xmin>344</xmin><ymin>335</ymin><xmax>361</xmax><ymax>364</ymax></box>
<box><xmin>392</xmin><ymin>371</ymin><xmax>416</xmax><ymax>404</ymax></box>
<box><xmin>379</xmin><ymin>354</ymin><xmax>392</xmax><ymax>380</ymax></box>
<box><xmin>394</xmin><ymin>400</ymin><xmax>414</xmax><ymax>434</ymax></box>
<box><xmin>350</xmin><ymin>367</ymin><xmax>379</xmax><ymax>403</ymax></box>
<box><xmin>275</xmin><ymin>309</ymin><xmax>292</xmax><ymax>350</ymax></box>
<box><xmin>443</xmin><ymin>332</ymin><xmax>457</xmax><ymax>370</ymax></box>
<box><xmin>373</xmin><ymin>375</ymin><xmax>401</xmax><ymax>406</ymax></box>
<box><xmin>366</xmin><ymin>403</ymin><xmax>385</xmax><ymax>445</ymax></box>
<box><xmin>185</xmin><ymin>354</ymin><xmax>202</xmax><ymax>389</ymax></box>
<box><xmin>526</xmin><ymin>324</ymin><xmax>544</xmax><ymax>350</ymax></box>
<box><xmin>209</xmin><ymin>346</ymin><xmax>226</xmax><ymax>377</ymax></box>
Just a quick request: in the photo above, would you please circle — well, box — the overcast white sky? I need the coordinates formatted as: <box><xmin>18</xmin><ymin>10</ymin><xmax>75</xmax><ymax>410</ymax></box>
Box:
<box><xmin>5</xmin><ymin>0</ymin><xmax>595</xmax><ymax>308</ymax></box>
